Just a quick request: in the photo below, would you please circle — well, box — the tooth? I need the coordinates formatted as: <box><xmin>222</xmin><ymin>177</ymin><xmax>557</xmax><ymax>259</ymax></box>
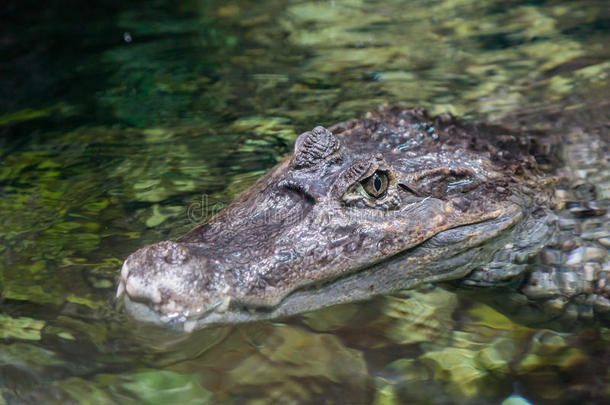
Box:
<box><xmin>120</xmin><ymin>261</ymin><xmax>130</xmax><ymax>279</ymax></box>
<box><xmin>184</xmin><ymin>320</ymin><xmax>196</xmax><ymax>333</ymax></box>
<box><xmin>165</xmin><ymin>300</ymin><xmax>177</xmax><ymax>312</ymax></box>
<box><xmin>116</xmin><ymin>280</ymin><xmax>125</xmax><ymax>297</ymax></box>
<box><xmin>218</xmin><ymin>297</ymin><xmax>231</xmax><ymax>313</ymax></box>
<box><xmin>151</xmin><ymin>288</ymin><xmax>162</xmax><ymax>304</ymax></box>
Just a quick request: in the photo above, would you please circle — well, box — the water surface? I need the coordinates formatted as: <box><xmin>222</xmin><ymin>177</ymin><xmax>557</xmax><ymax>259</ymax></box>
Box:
<box><xmin>1</xmin><ymin>0</ymin><xmax>609</xmax><ymax>403</ymax></box>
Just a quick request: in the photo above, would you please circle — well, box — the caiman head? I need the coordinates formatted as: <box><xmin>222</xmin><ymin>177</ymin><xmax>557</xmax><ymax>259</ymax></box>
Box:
<box><xmin>117</xmin><ymin>106</ymin><xmax>556</xmax><ymax>331</ymax></box>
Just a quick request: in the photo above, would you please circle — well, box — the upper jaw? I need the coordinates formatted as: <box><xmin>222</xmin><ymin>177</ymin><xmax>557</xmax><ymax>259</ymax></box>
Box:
<box><xmin>118</xmin><ymin>203</ymin><xmax>523</xmax><ymax>332</ymax></box>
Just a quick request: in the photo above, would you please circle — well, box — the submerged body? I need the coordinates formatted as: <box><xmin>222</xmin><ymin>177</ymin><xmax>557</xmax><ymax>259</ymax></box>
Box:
<box><xmin>117</xmin><ymin>106</ymin><xmax>609</xmax><ymax>331</ymax></box>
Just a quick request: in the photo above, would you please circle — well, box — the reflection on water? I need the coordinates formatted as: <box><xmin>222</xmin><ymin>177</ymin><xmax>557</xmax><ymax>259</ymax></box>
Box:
<box><xmin>0</xmin><ymin>0</ymin><xmax>608</xmax><ymax>403</ymax></box>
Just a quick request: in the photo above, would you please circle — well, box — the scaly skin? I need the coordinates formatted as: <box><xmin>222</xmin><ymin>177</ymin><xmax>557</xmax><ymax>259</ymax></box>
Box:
<box><xmin>454</xmin><ymin>115</ymin><xmax>610</xmax><ymax>329</ymax></box>
<box><xmin>117</xmin><ymin>106</ymin><xmax>609</xmax><ymax>331</ymax></box>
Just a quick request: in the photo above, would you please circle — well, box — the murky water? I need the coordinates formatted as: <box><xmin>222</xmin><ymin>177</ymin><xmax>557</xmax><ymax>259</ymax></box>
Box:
<box><xmin>1</xmin><ymin>0</ymin><xmax>608</xmax><ymax>403</ymax></box>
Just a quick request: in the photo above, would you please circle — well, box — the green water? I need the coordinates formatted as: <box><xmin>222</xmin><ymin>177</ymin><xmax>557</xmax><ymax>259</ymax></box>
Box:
<box><xmin>1</xmin><ymin>0</ymin><xmax>608</xmax><ymax>403</ymax></box>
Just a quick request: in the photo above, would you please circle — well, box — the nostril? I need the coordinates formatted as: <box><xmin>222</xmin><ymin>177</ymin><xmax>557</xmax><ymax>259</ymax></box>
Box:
<box><xmin>164</xmin><ymin>245</ymin><xmax>188</xmax><ymax>265</ymax></box>
<box><xmin>148</xmin><ymin>241</ymin><xmax>189</xmax><ymax>265</ymax></box>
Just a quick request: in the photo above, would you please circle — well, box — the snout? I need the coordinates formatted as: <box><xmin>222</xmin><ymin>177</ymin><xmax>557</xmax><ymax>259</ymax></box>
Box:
<box><xmin>117</xmin><ymin>241</ymin><xmax>228</xmax><ymax>324</ymax></box>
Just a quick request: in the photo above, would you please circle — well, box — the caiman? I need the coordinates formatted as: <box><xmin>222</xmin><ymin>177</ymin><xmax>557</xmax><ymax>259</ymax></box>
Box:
<box><xmin>117</xmin><ymin>105</ymin><xmax>609</xmax><ymax>332</ymax></box>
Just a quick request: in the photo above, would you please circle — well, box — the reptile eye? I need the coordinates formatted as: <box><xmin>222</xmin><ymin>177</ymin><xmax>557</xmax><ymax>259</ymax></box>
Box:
<box><xmin>362</xmin><ymin>171</ymin><xmax>388</xmax><ymax>198</ymax></box>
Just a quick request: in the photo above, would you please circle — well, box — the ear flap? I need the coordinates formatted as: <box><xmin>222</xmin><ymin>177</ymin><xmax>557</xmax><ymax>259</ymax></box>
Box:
<box><xmin>292</xmin><ymin>126</ymin><xmax>342</xmax><ymax>169</ymax></box>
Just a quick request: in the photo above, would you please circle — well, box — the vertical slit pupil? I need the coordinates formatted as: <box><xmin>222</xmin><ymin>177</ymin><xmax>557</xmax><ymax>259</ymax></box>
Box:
<box><xmin>374</xmin><ymin>175</ymin><xmax>382</xmax><ymax>191</ymax></box>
